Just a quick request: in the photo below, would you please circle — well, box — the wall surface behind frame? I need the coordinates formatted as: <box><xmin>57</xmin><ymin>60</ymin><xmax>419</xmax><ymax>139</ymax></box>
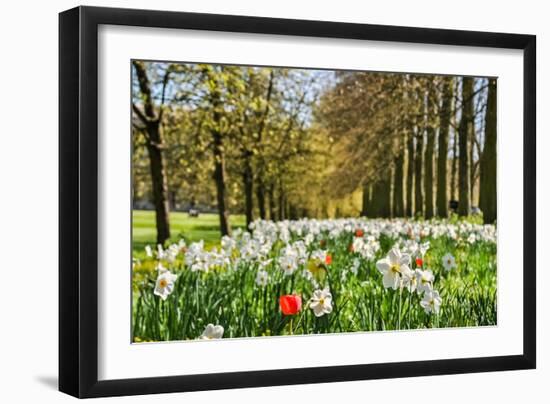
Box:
<box><xmin>0</xmin><ymin>0</ymin><xmax>546</xmax><ymax>402</ymax></box>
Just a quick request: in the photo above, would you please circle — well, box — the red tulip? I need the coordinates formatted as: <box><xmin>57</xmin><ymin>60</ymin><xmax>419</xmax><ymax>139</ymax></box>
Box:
<box><xmin>325</xmin><ymin>254</ymin><xmax>332</xmax><ymax>265</ymax></box>
<box><xmin>416</xmin><ymin>257</ymin><xmax>423</xmax><ymax>268</ymax></box>
<box><xmin>355</xmin><ymin>229</ymin><xmax>364</xmax><ymax>237</ymax></box>
<box><xmin>279</xmin><ymin>294</ymin><xmax>302</xmax><ymax>315</ymax></box>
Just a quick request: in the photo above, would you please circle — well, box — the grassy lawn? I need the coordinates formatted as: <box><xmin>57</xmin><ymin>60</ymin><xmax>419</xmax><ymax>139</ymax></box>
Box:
<box><xmin>132</xmin><ymin>210</ymin><xmax>246</xmax><ymax>254</ymax></box>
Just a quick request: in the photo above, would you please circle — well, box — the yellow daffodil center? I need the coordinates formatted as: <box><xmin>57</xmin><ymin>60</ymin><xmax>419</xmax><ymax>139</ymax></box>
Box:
<box><xmin>390</xmin><ymin>264</ymin><xmax>401</xmax><ymax>274</ymax></box>
<box><xmin>159</xmin><ymin>279</ymin><xmax>168</xmax><ymax>288</ymax></box>
<box><xmin>319</xmin><ymin>298</ymin><xmax>325</xmax><ymax>305</ymax></box>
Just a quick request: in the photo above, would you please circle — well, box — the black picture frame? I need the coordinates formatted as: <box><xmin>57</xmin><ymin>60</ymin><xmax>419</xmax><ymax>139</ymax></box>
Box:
<box><xmin>59</xmin><ymin>5</ymin><xmax>536</xmax><ymax>398</ymax></box>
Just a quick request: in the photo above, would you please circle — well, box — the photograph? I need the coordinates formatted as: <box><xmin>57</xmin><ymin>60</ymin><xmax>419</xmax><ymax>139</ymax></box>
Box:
<box><xmin>130</xmin><ymin>60</ymin><xmax>498</xmax><ymax>343</ymax></box>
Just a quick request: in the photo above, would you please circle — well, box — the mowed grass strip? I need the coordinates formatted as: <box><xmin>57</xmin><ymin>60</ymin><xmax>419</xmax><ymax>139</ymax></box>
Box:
<box><xmin>132</xmin><ymin>210</ymin><xmax>246</xmax><ymax>254</ymax></box>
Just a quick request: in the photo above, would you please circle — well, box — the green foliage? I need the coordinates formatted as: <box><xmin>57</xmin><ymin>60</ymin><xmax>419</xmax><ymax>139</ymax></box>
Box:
<box><xmin>133</xmin><ymin>62</ymin><xmax>335</xmax><ymax>220</ymax></box>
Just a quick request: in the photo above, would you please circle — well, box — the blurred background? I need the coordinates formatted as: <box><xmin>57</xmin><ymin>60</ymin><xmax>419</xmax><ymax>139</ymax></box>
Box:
<box><xmin>132</xmin><ymin>62</ymin><xmax>496</xmax><ymax>248</ymax></box>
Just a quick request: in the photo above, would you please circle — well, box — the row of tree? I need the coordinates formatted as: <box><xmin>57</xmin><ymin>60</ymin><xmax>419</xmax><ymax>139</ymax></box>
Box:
<box><xmin>132</xmin><ymin>61</ymin><xmax>325</xmax><ymax>243</ymax></box>
<box><xmin>318</xmin><ymin>72</ymin><xmax>497</xmax><ymax>223</ymax></box>
<box><xmin>132</xmin><ymin>61</ymin><xmax>497</xmax><ymax>244</ymax></box>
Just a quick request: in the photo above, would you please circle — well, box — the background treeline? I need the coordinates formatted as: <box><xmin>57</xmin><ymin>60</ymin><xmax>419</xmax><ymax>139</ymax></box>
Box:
<box><xmin>132</xmin><ymin>61</ymin><xmax>497</xmax><ymax>244</ymax></box>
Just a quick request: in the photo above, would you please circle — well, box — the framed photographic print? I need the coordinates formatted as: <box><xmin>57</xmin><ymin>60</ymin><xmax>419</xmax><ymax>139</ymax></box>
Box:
<box><xmin>59</xmin><ymin>6</ymin><xmax>536</xmax><ymax>398</ymax></box>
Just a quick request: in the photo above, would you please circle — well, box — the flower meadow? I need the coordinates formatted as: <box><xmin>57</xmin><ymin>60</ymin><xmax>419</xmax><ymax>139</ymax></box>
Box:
<box><xmin>132</xmin><ymin>218</ymin><xmax>497</xmax><ymax>342</ymax></box>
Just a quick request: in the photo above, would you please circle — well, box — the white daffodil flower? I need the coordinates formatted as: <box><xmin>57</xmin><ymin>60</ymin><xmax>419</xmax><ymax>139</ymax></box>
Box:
<box><xmin>278</xmin><ymin>246</ymin><xmax>299</xmax><ymax>275</ymax></box>
<box><xmin>420</xmin><ymin>290</ymin><xmax>442</xmax><ymax>314</ymax></box>
<box><xmin>164</xmin><ymin>243</ymin><xmax>180</xmax><ymax>263</ymax></box>
<box><xmin>442</xmin><ymin>253</ymin><xmax>457</xmax><ymax>271</ymax></box>
<box><xmin>309</xmin><ymin>288</ymin><xmax>333</xmax><ymax>317</ymax></box>
<box><xmin>155</xmin><ymin>262</ymin><xmax>168</xmax><ymax>273</ymax></box>
<box><xmin>416</xmin><ymin>268</ymin><xmax>435</xmax><ymax>293</ymax></box>
<box><xmin>200</xmin><ymin>324</ymin><xmax>224</xmax><ymax>340</ymax></box>
<box><xmin>221</xmin><ymin>235</ymin><xmax>236</xmax><ymax>253</ymax></box>
<box><xmin>304</xmin><ymin>233</ymin><xmax>315</xmax><ymax>246</ymax></box>
<box><xmin>376</xmin><ymin>247</ymin><xmax>412</xmax><ymax>290</ymax></box>
<box><xmin>255</xmin><ymin>270</ymin><xmax>269</xmax><ymax>287</ymax></box>
<box><xmin>352</xmin><ymin>237</ymin><xmax>380</xmax><ymax>260</ymax></box>
<box><xmin>419</xmin><ymin>241</ymin><xmax>430</xmax><ymax>257</ymax></box>
<box><xmin>145</xmin><ymin>245</ymin><xmax>153</xmax><ymax>258</ymax></box>
<box><xmin>402</xmin><ymin>268</ymin><xmax>419</xmax><ymax>292</ymax></box>
<box><xmin>153</xmin><ymin>270</ymin><xmax>177</xmax><ymax>301</ymax></box>
<box><xmin>157</xmin><ymin>244</ymin><xmax>166</xmax><ymax>260</ymax></box>
<box><xmin>350</xmin><ymin>258</ymin><xmax>361</xmax><ymax>275</ymax></box>
<box><xmin>310</xmin><ymin>249</ymin><xmax>328</xmax><ymax>264</ymax></box>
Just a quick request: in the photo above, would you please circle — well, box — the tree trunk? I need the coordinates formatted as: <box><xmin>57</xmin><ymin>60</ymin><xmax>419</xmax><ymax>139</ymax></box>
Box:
<box><xmin>361</xmin><ymin>183</ymin><xmax>371</xmax><ymax>217</ymax></box>
<box><xmin>278</xmin><ymin>182</ymin><xmax>286</xmax><ymax>220</ymax></box>
<box><xmin>424</xmin><ymin>88</ymin><xmax>436</xmax><ymax>219</ymax></box>
<box><xmin>212</xmin><ymin>129</ymin><xmax>231</xmax><ymax>236</ymax></box>
<box><xmin>132</xmin><ymin>61</ymin><xmax>171</xmax><ymax>245</ymax></box>
<box><xmin>406</xmin><ymin>130</ymin><xmax>415</xmax><ymax>217</ymax></box>
<box><xmin>469</xmin><ymin>101</ymin><xmax>477</xmax><ymax>205</ymax></box>
<box><xmin>451</xmin><ymin>127</ymin><xmax>459</xmax><ymax>202</ymax></box>
<box><xmin>436</xmin><ymin>77</ymin><xmax>453</xmax><ymax>218</ymax></box>
<box><xmin>479</xmin><ymin>78</ymin><xmax>497</xmax><ymax>224</ymax></box>
<box><xmin>145</xmin><ymin>126</ymin><xmax>171</xmax><ymax>245</ymax></box>
<box><xmin>169</xmin><ymin>191</ymin><xmax>176</xmax><ymax>211</ymax></box>
<box><xmin>286</xmin><ymin>200</ymin><xmax>291</xmax><ymax>220</ymax></box>
<box><xmin>210</xmin><ymin>80</ymin><xmax>231</xmax><ymax>236</ymax></box>
<box><xmin>393</xmin><ymin>136</ymin><xmax>405</xmax><ymax>217</ymax></box>
<box><xmin>458</xmin><ymin>77</ymin><xmax>474</xmax><ymax>216</ymax></box>
<box><xmin>371</xmin><ymin>169</ymin><xmax>392</xmax><ymax>218</ymax></box>
<box><xmin>288</xmin><ymin>203</ymin><xmax>298</xmax><ymax>220</ymax></box>
<box><xmin>268</xmin><ymin>183</ymin><xmax>276</xmax><ymax>221</ymax></box>
<box><xmin>253</xmin><ymin>71</ymin><xmax>273</xmax><ymax>222</ymax></box>
<box><xmin>414</xmin><ymin>127</ymin><xmax>424</xmax><ymax>217</ymax></box>
<box><xmin>256</xmin><ymin>177</ymin><xmax>266</xmax><ymax>220</ymax></box>
<box><xmin>242</xmin><ymin>152</ymin><xmax>254</xmax><ymax>229</ymax></box>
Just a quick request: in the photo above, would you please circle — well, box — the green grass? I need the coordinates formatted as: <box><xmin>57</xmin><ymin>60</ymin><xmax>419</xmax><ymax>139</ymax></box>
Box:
<box><xmin>131</xmin><ymin>218</ymin><xmax>497</xmax><ymax>342</ymax></box>
<box><xmin>132</xmin><ymin>210</ymin><xmax>246</xmax><ymax>253</ymax></box>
